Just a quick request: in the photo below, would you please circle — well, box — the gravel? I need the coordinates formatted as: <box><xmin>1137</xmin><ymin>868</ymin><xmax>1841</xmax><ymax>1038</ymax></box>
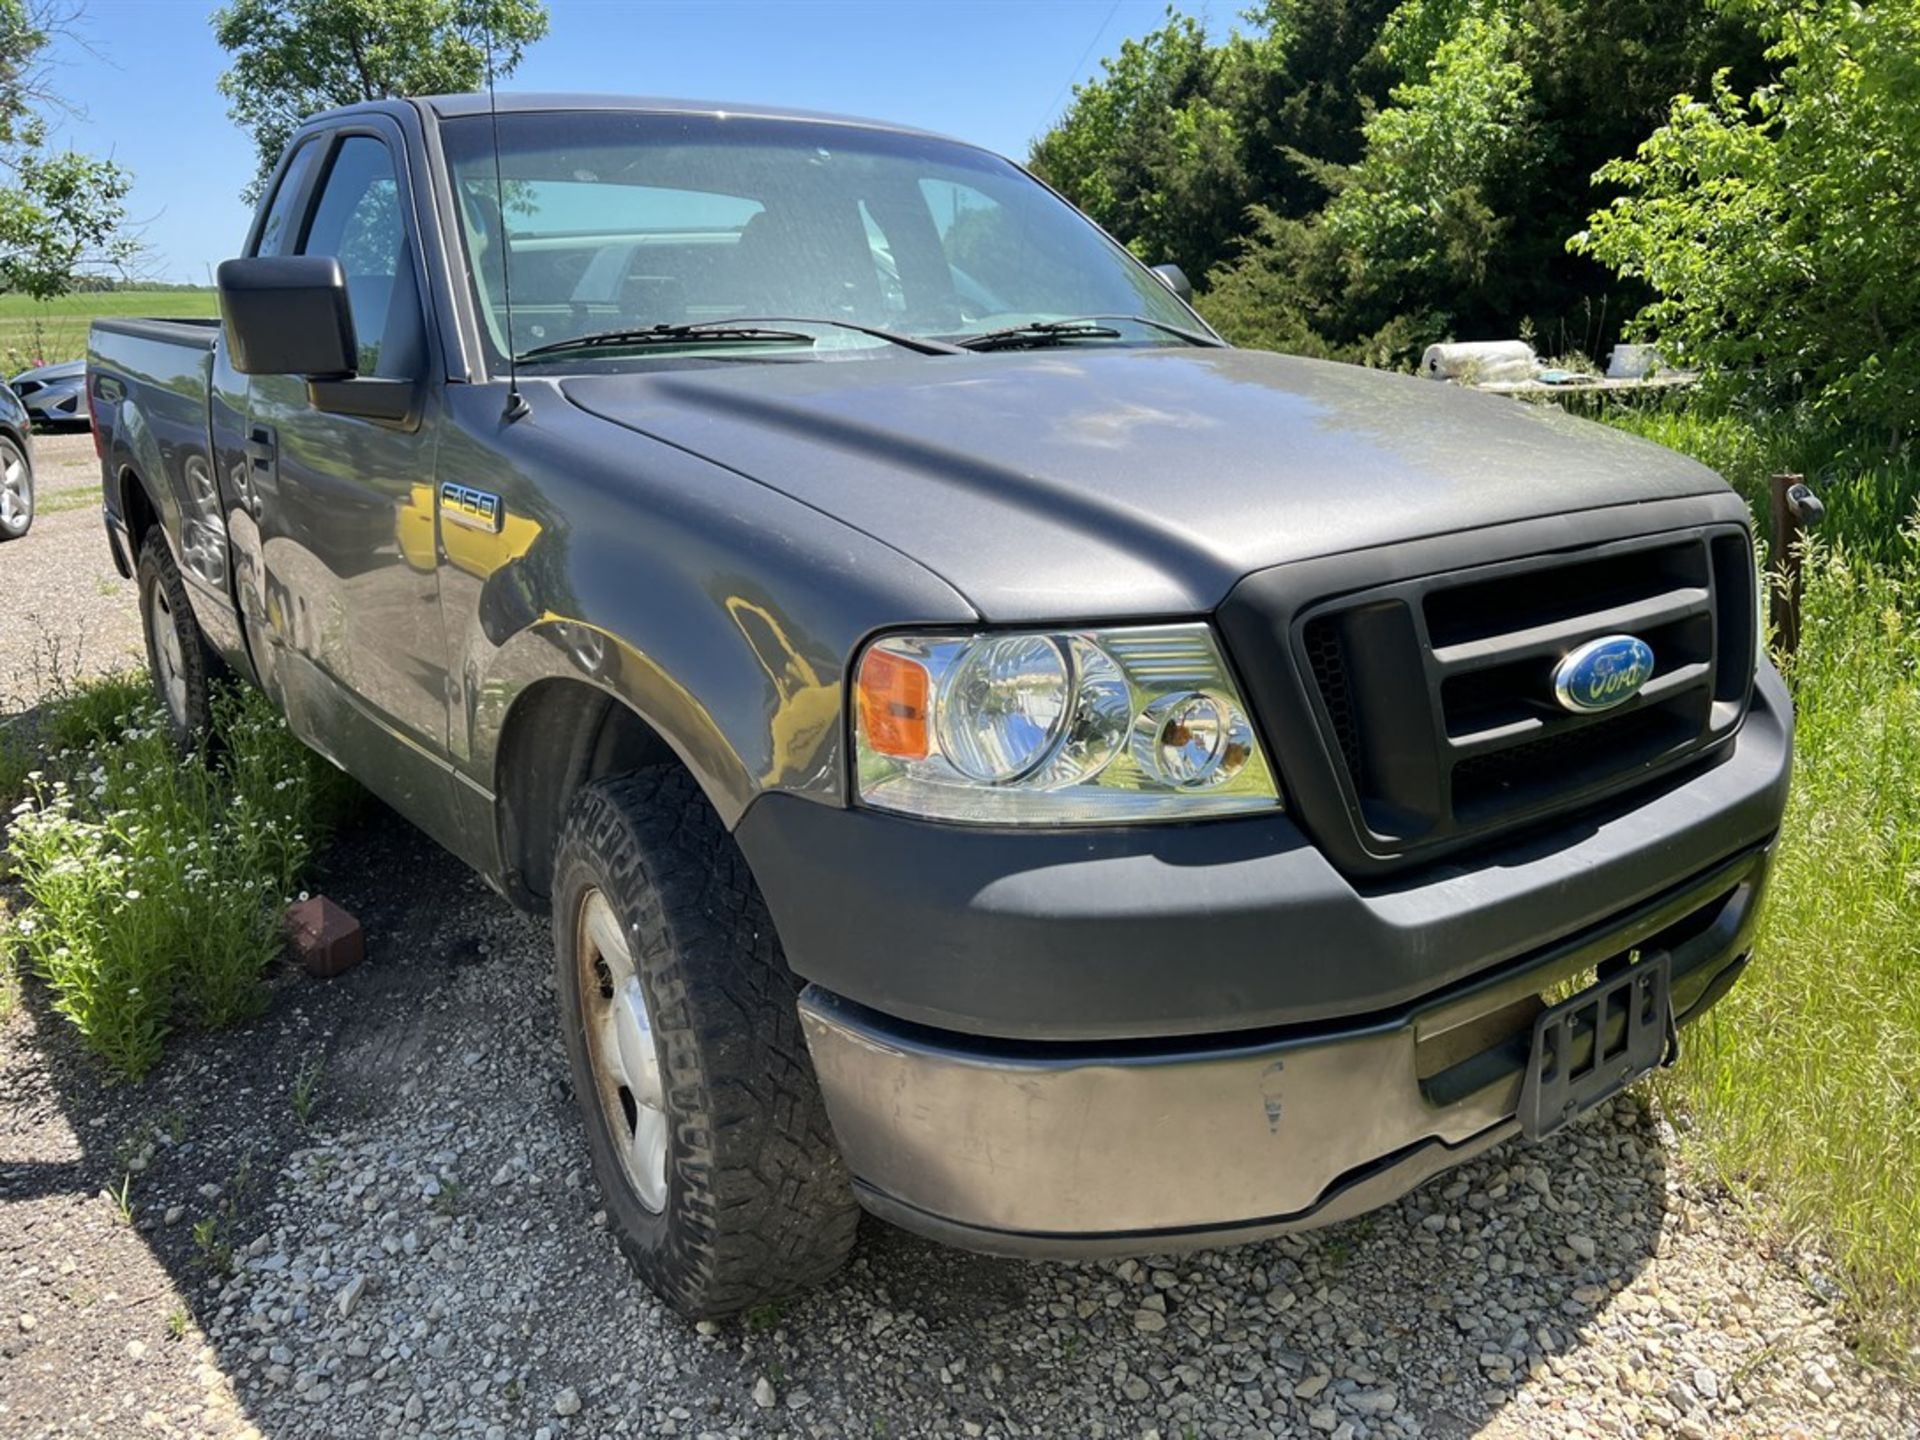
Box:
<box><xmin>3</xmin><ymin>479</ymin><xmax>1918</xmax><ymax>1437</ymax></box>
<box><xmin>0</xmin><ymin>430</ymin><xmax>144</xmax><ymax>706</ymax></box>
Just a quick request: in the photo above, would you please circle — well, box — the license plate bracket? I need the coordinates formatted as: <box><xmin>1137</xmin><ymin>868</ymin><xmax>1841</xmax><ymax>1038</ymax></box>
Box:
<box><xmin>1518</xmin><ymin>952</ymin><xmax>1675</xmax><ymax>1141</ymax></box>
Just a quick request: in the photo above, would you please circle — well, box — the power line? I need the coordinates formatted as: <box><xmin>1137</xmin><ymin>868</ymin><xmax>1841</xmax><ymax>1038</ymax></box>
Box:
<box><xmin>1034</xmin><ymin>0</ymin><xmax>1124</xmax><ymax>140</ymax></box>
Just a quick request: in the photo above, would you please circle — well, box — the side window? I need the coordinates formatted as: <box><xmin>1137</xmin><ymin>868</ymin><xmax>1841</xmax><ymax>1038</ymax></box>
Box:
<box><xmin>252</xmin><ymin>140</ymin><xmax>321</xmax><ymax>258</ymax></box>
<box><xmin>299</xmin><ymin>136</ymin><xmax>422</xmax><ymax>379</ymax></box>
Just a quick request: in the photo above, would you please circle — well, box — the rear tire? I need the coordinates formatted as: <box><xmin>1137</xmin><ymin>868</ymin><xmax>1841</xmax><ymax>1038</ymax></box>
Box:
<box><xmin>0</xmin><ymin>436</ymin><xmax>31</xmax><ymax>542</ymax></box>
<box><xmin>551</xmin><ymin>768</ymin><xmax>860</xmax><ymax>1318</ymax></box>
<box><xmin>136</xmin><ymin>529</ymin><xmax>216</xmax><ymax>749</ymax></box>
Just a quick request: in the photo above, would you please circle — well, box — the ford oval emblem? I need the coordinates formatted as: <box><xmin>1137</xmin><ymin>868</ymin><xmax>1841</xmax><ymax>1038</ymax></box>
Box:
<box><xmin>1552</xmin><ymin>634</ymin><xmax>1655</xmax><ymax>714</ymax></box>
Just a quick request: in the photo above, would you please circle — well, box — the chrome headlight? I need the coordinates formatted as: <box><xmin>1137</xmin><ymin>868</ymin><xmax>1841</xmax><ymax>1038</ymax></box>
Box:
<box><xmin>853</xmin><ymin>623</ymin><xmax>1280</xmax><ymax>824</ymax></box>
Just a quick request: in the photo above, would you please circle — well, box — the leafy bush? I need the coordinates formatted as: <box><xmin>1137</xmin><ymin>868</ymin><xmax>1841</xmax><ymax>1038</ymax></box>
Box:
<box><xmin>1574</xmin><ymin>0</ymin><xmax>1920</xmax><ymax>448</ymax></box>
<box><xmin>3</xmin><ymin>682</ymin><xmax>334</xmax><ymax>1079</ymax></box>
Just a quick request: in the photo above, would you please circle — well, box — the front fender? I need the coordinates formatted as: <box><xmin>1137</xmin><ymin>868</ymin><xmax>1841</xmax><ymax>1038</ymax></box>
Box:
<box><xmin>439</xmin><ymin>383</ymin><xmax>974</xmax><ymax>830</ymax></box>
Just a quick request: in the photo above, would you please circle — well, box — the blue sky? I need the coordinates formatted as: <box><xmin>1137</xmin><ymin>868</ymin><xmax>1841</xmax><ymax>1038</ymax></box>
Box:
<box><xmin>43</xmin><ymin>0</ymin><xmax>1216</xmax><ymax>283</ymax></box>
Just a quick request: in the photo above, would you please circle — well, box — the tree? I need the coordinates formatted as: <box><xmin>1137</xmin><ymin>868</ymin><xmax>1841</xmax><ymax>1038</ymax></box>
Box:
<box><xmin>1033</xmin><ymin>0</ymin><xmax>1767</xmax><ymax>364</ymax></box>
<box><xmin>0</xmin><ymin>0</ymin><xmax>137</xmax><ymax>299</ymax></box>
<box><xmin>1573</xmin><ymin>0</ymin><xmax>1920</xmax><ymax>448</ymax></box>
<box><xmin>1029</xmin><ymin>13</ymin><xmax>1248</xmax><ymax>274</ymax></box>
<box><xmin>213</xmin><ymin>0</ymin><xmax>549</xmax><ymax>201</ymax></box>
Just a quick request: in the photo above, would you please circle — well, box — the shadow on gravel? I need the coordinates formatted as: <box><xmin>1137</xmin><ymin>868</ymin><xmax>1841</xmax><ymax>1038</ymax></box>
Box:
<box><xmin>3</xmin><ymin>802</ymin><xmax>1675</xmax><ymax>1440</ymax></box>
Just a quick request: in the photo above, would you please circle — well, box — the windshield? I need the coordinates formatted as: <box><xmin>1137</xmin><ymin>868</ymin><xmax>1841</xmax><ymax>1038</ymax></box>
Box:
<box><xmin>438</xmin><ymin>110</ymin><xmax>1201</xmax><ymax>366</ymax></box>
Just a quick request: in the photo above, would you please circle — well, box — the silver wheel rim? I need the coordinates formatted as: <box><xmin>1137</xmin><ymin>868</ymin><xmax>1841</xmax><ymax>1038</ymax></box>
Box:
<box><xmin>146</xmin><ymin>581</ymin><xmax>189</xmax><ymax>727</ymax></box>
<box><xmin>577</xmin><ymin>888</ymin><xmax>669</xmax><ymax>1212</ymax></box>
<box><xmin>0</xmin><ymin>452</ymin><xmax>26</xmax><ymax>533</ymax></box>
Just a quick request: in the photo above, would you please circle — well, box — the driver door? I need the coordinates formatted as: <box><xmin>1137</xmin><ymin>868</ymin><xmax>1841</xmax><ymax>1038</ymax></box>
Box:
<box><xmin>241</xmin><ymin>123</ymin><xmax>457</xmax><ymax>832</ymax></box>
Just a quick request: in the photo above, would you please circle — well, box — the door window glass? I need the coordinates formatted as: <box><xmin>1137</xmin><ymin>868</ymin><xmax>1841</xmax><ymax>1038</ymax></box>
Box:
<box><xmin>253</xmin><ymin>139</ymin><xmax>320</xmax><ymax>258</ymax></box>
<box><xmin>300</xmin><ymin>136</ymin><xmax>420</xmax><ymax>378</ymax></box>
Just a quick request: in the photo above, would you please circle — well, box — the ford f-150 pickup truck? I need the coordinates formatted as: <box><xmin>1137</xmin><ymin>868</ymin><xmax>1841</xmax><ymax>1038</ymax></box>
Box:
<box><xmin>87</xmin><ymin>93</ymin><xmax>1792</xmax><ymax>1319</ymax></box>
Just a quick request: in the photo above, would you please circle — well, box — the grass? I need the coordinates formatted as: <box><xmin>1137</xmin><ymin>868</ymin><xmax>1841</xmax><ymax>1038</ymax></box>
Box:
<box><xmin>35</xmin><ymin>488</ymin><xmax>105</xmax><ymax>517</ymax></box>
<box><xmin>1624</xmin><ymin>406</ymin><xmax>1920</xmax><ymax>1368</ymax></box>
<box><xmin>291</xmin><ymin>1053</ymin><xmax>325</xmax><ymax>1125</ymax></box>
<box><xmin>0</xmin><ymin>289</ymin><xmax>218</xmax><ymax>370</ymax></box>
<box><xmin>1</xmin><ymin>675</ymin><xmax>340</xmax><ymax>1079</ymax></box>
<box><xmin>1662</xmin><ymin>538</ymin><xmax>1920</xmax><ymax>1368</ymax></box>
<box><xmin>1608</xmin><ymin>403</ymin><xmax>1920</xmax><ymax>562</ymax></box>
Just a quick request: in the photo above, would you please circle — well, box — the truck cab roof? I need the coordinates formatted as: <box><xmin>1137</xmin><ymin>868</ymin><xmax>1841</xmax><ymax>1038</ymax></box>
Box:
<box><xmin>307</xmin><ymin>92</ymin><xmax>959</xmax><ymax>147</ymax></box>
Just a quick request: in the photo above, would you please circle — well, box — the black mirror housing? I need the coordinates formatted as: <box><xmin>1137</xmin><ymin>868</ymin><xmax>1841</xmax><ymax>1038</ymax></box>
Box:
<box><xmin>1151</xmin><ymin>262</ymin><xmax>1194</xmax><ymax>303</ymax></box>
<box><xmin>217</xmin><ymin>256</ymin><xmax>358</xmax><ymax>378</ymax></box>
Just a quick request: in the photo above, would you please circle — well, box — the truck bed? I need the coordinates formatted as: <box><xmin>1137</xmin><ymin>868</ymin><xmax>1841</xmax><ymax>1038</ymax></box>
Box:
<box><xmin>91</xmin><ymin>316</ymin><xmax>220</xmax><ymax>351</ymax></box>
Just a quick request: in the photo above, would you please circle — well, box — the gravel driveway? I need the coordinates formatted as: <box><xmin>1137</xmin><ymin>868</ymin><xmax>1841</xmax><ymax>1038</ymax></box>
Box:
<box><xmin>2</xmin><ymin>437</ymin><xmax>1915</xmax><ymax>1439</ymax></box>
<box><xmin>0</xmin><ymin>430</ymin><xmax>143</xmax><ymax>705</ymax></box>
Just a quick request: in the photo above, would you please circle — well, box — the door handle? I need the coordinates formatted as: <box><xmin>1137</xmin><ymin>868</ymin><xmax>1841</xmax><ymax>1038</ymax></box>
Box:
<box><xmin>240</xmin><ymin>427</ymin><xmax>273</xmax><ymax>519</ymax></box>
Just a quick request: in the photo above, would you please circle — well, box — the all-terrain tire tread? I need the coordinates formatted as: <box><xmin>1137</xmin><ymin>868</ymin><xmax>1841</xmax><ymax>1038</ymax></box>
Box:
<box><xmin>552</xmin><ymin>767</ymin><xmax>860</xmax><ymax>1318</ymax></box>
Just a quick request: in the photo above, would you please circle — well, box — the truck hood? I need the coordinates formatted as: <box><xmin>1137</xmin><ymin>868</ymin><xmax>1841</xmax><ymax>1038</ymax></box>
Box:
<box><xmin>562</xmin><ymin>347</ymin><xmax>1727</xmax><ymax>621</ymax></box>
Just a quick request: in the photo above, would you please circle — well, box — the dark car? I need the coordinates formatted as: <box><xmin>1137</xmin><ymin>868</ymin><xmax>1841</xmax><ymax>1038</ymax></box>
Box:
<box><xmin>87</xmin><ymin>94</ymin><xmax>1792</xmax><ymax>1318</ymax></box>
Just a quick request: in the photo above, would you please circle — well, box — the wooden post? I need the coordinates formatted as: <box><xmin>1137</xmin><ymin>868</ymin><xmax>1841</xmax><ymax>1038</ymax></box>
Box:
<box><xmin>1767</xmin><ymin>473</ymin><xmax>1822</xmax><ymax>656</ymax></box>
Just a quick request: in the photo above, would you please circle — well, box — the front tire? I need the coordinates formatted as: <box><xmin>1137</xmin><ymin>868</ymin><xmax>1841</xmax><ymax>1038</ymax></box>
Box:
<box><xmin>136</xmin><ymin>529</ymin><xmax>215</xmax><ymax>748</ymax></box>
<box><xmin>0</xmin><ymin>436</ymin><xmax>31</xmax><ymax>542</ymax></box>
<box><xmin>552</xmin><ymin>768</ymin><xmax>860</xmax><ymax>1318</ymax></box>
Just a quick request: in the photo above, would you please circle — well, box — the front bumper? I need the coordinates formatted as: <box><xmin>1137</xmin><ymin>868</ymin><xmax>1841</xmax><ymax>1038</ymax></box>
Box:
<box><xmin>800</xmin><ymin>838</ymin><xmax>1769</xmax><ymax>1255</ymax></box>
<box><xmin>742</xmin><ymin>659</ymin><xmax>1790</xmax><ymax>1253</ymax></box>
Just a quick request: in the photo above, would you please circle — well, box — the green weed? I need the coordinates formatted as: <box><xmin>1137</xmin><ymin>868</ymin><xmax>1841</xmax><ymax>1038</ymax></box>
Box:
<box><xmin>0</xmin><ymin>900</ymin><xmax>18</xmax><ymax>1025</ymax></box>
<box><xmin>190</xmin><ymin>1214</ymin><xmax>234</xmax><ymax>1277</ymax></box>
<box><xmin>165</xmin><ymin>1306</ymin><xmax>190</xmax><ymax>1341</ymax></box>
<box><xmin>107</xmin><ymin>1172</ymin><xmax>133</xmax><ymax>1225</ymax></box>
<box><xmin>291</xmin><ymin>1054</ymin><xmax>324</xmax><ymax>1125</ymax></box>
<box><xmin>430</xmin><ymin>1178</ymin><xmax>466</xmax><ymax>1218</ymax></box>
<box><xmin>4</xmin><ymin>679</ymin><xmax>334</xmax><ymax>1078</ymax></box>
<box><xmin>744</xmin><ymin>1300</ymin><xmax>787</xmax><ymax>1331</ymax></box>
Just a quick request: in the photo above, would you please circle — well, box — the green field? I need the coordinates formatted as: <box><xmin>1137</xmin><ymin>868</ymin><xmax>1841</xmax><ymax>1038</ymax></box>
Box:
<box><xmin>0</xmin><ymin>290</ymin><xmax>219</xmax><ymax>370</ymax></box>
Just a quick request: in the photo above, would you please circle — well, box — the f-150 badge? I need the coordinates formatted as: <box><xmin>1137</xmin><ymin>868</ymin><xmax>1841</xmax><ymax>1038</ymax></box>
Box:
<box><xmin>440</xmin><ymin>482</ymin><xmax>504</xmax><ymax>534</ymax></box>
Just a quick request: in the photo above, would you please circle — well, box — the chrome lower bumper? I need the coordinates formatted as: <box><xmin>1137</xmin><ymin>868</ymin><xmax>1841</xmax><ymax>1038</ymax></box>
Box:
<box><xmin>799</xmin><ymin>843</ymin><xmax>1769</xmax><ymax>1257</ymax></box>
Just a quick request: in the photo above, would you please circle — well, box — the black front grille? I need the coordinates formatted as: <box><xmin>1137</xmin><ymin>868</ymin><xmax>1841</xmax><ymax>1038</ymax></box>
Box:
<box><xmin>1303</xmin><ymin>615</ymin><xmax>1362</xmax><ymax>786</ymax></box>
<box><xmin>1290</xmin><ymin>525</ymin><xmax>1756</xmax><ymax>863</ymax></box>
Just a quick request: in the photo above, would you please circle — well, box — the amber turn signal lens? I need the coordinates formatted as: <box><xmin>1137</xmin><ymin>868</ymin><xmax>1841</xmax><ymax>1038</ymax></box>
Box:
<box><xmin>857</xmin><ymin>646</ymin><xmax>931</xmax><ymax>760</ymax></box>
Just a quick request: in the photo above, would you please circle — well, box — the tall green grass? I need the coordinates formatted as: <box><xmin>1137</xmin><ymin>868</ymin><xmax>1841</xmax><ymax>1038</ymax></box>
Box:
<box><xmin>2</xmin><ymin>680</ymin><xmax>337</xmax><ymax>1079</ymax></box>
<box><xmin>1609</xmin><ymin>403</ymin><xmax>1920</xmax><ymax>561</ymax></box>
<box><xmin>1670</xmin><ymin>539</ymin><xmax>1920</xmax><ymax>1365</ymax></box>
<box><xmin>0</xmin><ymin>289</ymin><xmax>218</xmax><ymax>369</ymax></box>
<box><xmin>1622</xmin><ymin>406</ymin><xmax>1920</xmax><ymax>1365</ymax></box>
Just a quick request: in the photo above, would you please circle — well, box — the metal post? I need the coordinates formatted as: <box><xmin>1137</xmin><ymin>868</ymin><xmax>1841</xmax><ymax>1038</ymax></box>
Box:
<box><xmin>1767</xmin><ymin>472</ymin><xmax>1823</xmax><ymax>656</ymax></box>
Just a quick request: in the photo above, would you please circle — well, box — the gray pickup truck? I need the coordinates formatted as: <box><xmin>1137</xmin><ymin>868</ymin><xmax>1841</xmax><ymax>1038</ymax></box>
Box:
<box><xmin>88</xmin><ymin>93</ymin><xmax>1792</xmax><ymax>1318</ymax></box>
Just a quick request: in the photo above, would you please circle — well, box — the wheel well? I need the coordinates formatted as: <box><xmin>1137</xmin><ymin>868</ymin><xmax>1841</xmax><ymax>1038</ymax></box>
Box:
<box><xmin>495</xmin><ymin>679</ymin><xmax>678</xmax><ymax>909</ymax></box>
<box><xmin>120</xmin><ymin>468</ymin><xmax>159</xmax><ymax>554</ymax></box>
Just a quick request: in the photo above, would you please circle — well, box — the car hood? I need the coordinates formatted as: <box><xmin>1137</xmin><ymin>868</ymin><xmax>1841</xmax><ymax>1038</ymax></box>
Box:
<box><xmin>11</xmin><ymin>359</ymin><xmax>85</xmax><ymax>385</ymax></box>
<box><xmin>562</xmin><ymin>347</ymin><xmax>1729</xmax><ymax>621</ymax></box>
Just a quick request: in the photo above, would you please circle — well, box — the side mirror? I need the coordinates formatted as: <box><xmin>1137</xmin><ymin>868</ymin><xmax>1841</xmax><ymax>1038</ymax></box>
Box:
<box><xmin>216</xmin><ymin>256</ymin><xmax>357</xmax><ymax>378</ymax></box>
<box><xmin>1151</xmin><ymin>262</ymin><xmax>1193</xmax><ymax>303</ymax></box>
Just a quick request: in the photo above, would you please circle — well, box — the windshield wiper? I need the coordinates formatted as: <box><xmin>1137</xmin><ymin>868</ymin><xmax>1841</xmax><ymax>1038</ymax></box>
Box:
<box><xmin>519</xmin><ymin>316</ymin><xmax>964</xmax><ymax>361</ymax></box>
<box><xmin>953</xmin><ymin>314</ymin><xmax>1226</xmax><ymax>353</ymax></box>
<box><xmin>519</xmin><ymin>323</ymin><xmax>816</xmax><ymax>359</ymax></box>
